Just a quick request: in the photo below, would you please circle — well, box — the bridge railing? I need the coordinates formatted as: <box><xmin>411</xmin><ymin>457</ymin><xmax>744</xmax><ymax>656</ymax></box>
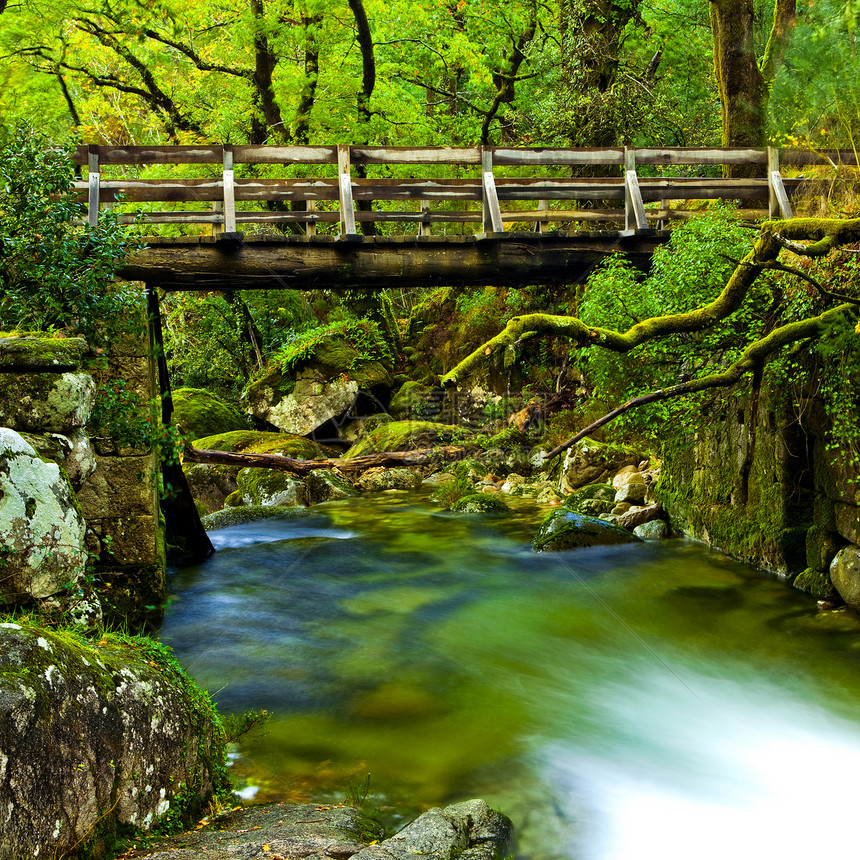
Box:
<box><xmin>72</xmin><ymin>145</ymin><xmax>857</xmax><ymax>237</ymax></box>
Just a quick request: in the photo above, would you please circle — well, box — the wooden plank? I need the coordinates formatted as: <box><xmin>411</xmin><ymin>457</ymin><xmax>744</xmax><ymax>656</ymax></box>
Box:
<box><xmin>481</xmin><ymin>148</ymin><xmax>504</xmax><ymax>234</ymax></box>
<box><xmin>625</xmin><ymin>170</ymin><xmax>648</xmax><ymax>230</ymax></box>
<box><xmin>338</xmin><ymin>144</ymin><xmax>357</xmax><ymax>236</ymax></box>
<box><xmin>634</xmin><ymin>147</ymin><xmax>768</xmax><ymax>165</ymax></box>
<box><xmin>781</xmin><ymin>148</ymin><xmax>860</xmax><ymax>167</ymax></box>
<box><xmin>73</xmin><ymin>145</ymin><xmax>223</xmax><ymax>165</ymax></box>
<box><xmin>351</xmin><ymin>146</ymin><xmax>481</xmax><ymax>164</ymax></box>
<box><xmin>87</xmin><ymin>145</ymin><xmax>100</xmax><ymax>227</ymax></box>
<box><xmin>770</xmin><ymin>170</ymin><xmax>794</xmax><ymax>218</ymax></box>
<box><xmin>232</xmin><ymin>145</ymin><xmax>336</xmax><ymax>164</ymax></box>
<box><xmin>222</xmin><ymin>145</ymin><xmax>236</xmax><ymax>233</ymax></box>
<box><xmin>493</xmin><ymin>147</ymin><xmax>624</xmax><ymax>166</ymax></box>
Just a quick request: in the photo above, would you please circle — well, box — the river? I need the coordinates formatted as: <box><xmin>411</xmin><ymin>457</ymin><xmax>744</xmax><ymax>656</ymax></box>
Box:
<box><xmin>160</xmin><ymin>492</ymin><xmax>860</xmax><ymax>859</ymax></box>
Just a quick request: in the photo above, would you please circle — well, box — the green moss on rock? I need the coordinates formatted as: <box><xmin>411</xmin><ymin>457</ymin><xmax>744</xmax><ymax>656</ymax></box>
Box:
<box><xmin>533</xmin><ymin>507</ymin><xmax>642</xmax><ymax>551</ymax></box>
<box><xmin>450</xmin><ymin>493</ymin><xmax>511</xmax><ymax>515</ymax></box>
<box><xmin>344</xmin><ymin>420</ymin><xmax>472</xmax><ymax>457</ymax></box>
<box><xmin>172</xmin><ymin>388</ymin><xmax>249</xmax><ymax>441</ymax></box>
<box><xmin>193</xmin><ymin>430</ymin><xmax>333</xmax><ymax>459</ymax></box>
<box><xmin>202</xmin><ymin>505</ymin><xmax>314</xmax><ymax>531</ymax></box>
<box><xmin>0</xmin><ymin>335</ymin><xmax>87</xmax><ymax>371</ymax></box>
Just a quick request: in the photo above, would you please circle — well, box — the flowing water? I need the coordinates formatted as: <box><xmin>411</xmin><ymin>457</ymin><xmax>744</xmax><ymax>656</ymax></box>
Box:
<box><xmin>161</xmin><ymin>492</ymin><xmax>860</xmax><ymax>859</ymax></box>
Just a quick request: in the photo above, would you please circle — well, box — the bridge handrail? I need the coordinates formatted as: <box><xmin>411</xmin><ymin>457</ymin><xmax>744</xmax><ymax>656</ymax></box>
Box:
<box><xmin>71</xmin><ymin>145</ymin><xmax>860</xmax><ymax>235</ymax></box>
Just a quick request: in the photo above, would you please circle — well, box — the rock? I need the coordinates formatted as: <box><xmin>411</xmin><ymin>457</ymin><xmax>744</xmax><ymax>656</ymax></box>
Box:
<box><xmin>565</xmin><ymin>482</ymin><xmax>616</xmax><ymax>507</ymax></box>
<box><xmin>171</xmin><ymin>388</ymin><xmax>249</xmax><ymax>440</ymax></box>
<box><xmin>341</xmin><ymin>413</ymin><xmax>395</xmax><ymax>442</ymax></box>
<box><xmin>558</xmin><ymin>438</ymin><xmax>642</xmax><ymax>494</ymax></box>
<box><xmin>634</xmin><ymin>519</ymin><xmax>670</xmax><ymax>539</ymax></box>
<box><xmin>0</xmin><ymin>371</ymin><xmax>95</xmax><ymax>432</ymax></box>
<box><xmin>616</xmin><ymin>503</ymin><xmax>665</xmax><ymax>531</ymax></box>
<box><xmin>533</xmin><ymin>507</ymin><xmax>642</xmax><ymax>551</ymax></box>
<box><xmin>390</xmin><ymin>381</ymin><xmax>441</xmax><ymax>420</ymax></box>
<box><xmin>0</xmin><ymin>335</ymin><xmax>87</xmax><ymax>371</ymax></box>
<box><xmin>613</xmin><ymin>472</ymin><xmax>648</xmax><ymax>505</ymax></box>
<box><xmin>306</xmin><ymin>468</ymin><xmax>357</xmax><ymax>503</ymax></box>
<box><xmin>355</xmin><ymin>467</ymin><xmax>423</xmax><ymax>492</ymax></box>
<box><xmin>125</xmin><ymin>799</ymin><xmax>512</xmax><ymax>860</ymax></box>
<box><xmin>201</xmin><ymin>505</ymin><xmax>313</xmax><ymax>531</ymax></box>
<box><xmin>829</xmin><ymin>545</ymin><xmax>860</xmax><ymax>611</ymax></box>
<box><xmin>344</xmin><ymin>420</ymin><xmax>472</xmax><ymax>457</ymax></box>
<box><xmin>236</xmin><ymin>467</ymin><xmax>306</xmax><ymax>507</ymax></box>
<box><xmin>611</xmin><ymin>465</ymin><xmax>639</xmax><ymax>488</ymax></box>
<box><xmin>22</xmin><ymin>428</ymin><xmax>97</xmax><ymax>490</ymax></box>
<box><xmin>0</xmin><ymin>622</ymin><xmax>227</xmax><ymax>859</ymax></box>
<box><xmin>450</xmin><ymin>493</ymin><xmax>511</xmax><ymax>514</ymax></box>
<box><xmin>183</xmin><ymin>463</ymin><xmax>239</xmax><ymax>515</ymax></box>
<box><xmin>0</xmin><ymin>428</ymin><xmax>87</xmax><ymax>603</ymax></box>
<box><xmin>193</xmin><ymin>429</ymin><xmax>334</xmax><ymax>459</ymax></box>
<box><xmin>500</xmin><ymin>473</ymin><xmax>528</xmax><ymax>494</ymax></box>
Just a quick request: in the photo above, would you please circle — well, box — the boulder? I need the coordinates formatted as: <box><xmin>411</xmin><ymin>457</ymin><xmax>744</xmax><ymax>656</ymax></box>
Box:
<box><xmin>829</xmin><ymin>545</ymin><xmax>860</xmax><ymax>611</ymax></box>
<box><xmin>0</xmin><ymin>335</ymin><xmax>87</xmax><ymax>372</ymax></box>
<box><xmin>564</xmin><ymin>482</ymin><xmax>616</xmax><ymax>516</ymax></box>
<box><xmin>450</xmin><ymin>493</ymin><xmax>511</xmax><ymax>515</ymax></box>
<box><xmin>0</xmin><ymin>622</ymin><xmax>227</xmax><ymax>859</ymax></box>
<box><xmin>182</xmin><ymin>463</ymin><xmax>239</xmax><ymax>515</ymax></box>
<box><xmin>345</xmin><ymin>421</ymin><xmax>472</xmax><ymax>457</ymax></box>
<box><xmin>634</xmin><ymin>519</ymin><xmax>670</xmax><ymax>539</ymax></box>
<box><xmin>0</xmin><ymin>371</ymin><xmax>95</xmax><ymax>433</ymax></box>
<box><xmin>0</xmin><ymin>428</ymin><xmax>87</xmax><ymax>603</ymax></box>
<box><xmin>614</xmin><ymin>472</ymin><xmax>648</xmax><ymax>505</ymax></box>
<box><xmin>533</xmin><ymin>507</ymin><xmax>642</xmax><ymax>552</ymax></box>
<box><xmin>355</xmin><ymin>467</ymin><xmax>423</xmax><ymax>492</ymax></box>
<box><xmin>235</xmin><ymin>467</ymin><xmax>306</xmax><ymax>507</ymax></box>
<box><xmin>616</xmin><ymin>503</ymin><xmax>666</xmax><ymax>531</ymax></box>
<box><xmin>389</xmin><ymin>381</ymin><xmax>442</xmax><ymax>421</ymax></box>
<box><xmin>558</xmin><ymin>438</ymin><xmax>642</xmax><ymax>494</ymax></box>
<box><xmin>171</xmin><ymin>388</ymin><xmax>249</xmax><ymax>440</ymax></box>
<box><xmin>306</xmin><ymin>469</ymin><xmax>357</xmax><ymax>503</ymax></box>
<box><xmin>22</xmin><ymin>428</ymin><xmax>98</xmax><ymax>490</ymax></box>
<box><xmin>193</xmin><ymin>430</ymin><xmax>333</xmax><ymax>459</ymax></box>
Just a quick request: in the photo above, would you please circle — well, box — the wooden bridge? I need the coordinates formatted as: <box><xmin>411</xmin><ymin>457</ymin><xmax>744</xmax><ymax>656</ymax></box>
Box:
<box><xmin>73</xmin><ymin>144</ymin><xmax>854</xmax><ymax>290</ymax></box>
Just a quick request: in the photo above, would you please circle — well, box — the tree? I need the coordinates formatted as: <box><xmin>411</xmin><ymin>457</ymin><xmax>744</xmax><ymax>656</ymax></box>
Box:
<box><xmin>440</xmin><ymin>214</ymin><xmax>860</xmax><ymax>459</ymax></box>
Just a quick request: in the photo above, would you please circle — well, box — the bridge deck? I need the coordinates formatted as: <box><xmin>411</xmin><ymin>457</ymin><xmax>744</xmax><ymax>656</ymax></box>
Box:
<box><xmin>122</xmin><ymin>230</ymin><xmax>670</xmax><ymax>290</ymax></box>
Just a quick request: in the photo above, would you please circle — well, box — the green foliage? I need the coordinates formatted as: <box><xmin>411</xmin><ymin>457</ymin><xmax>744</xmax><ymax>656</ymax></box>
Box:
<box><xmin>576</xmin><ymin>206</ymin><xmax>773</xmax><ymax>440</ymax></box>
<box><xmin>0</xmin><ymin>126</ymin><xmax>141</xmax><ymax>345</ymax></box>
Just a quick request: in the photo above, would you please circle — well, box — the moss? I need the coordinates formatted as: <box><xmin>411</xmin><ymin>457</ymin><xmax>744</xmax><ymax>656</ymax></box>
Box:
<box><xmin>193</xmin><ymin>430</ymin><xmax>333</xmax><ymax>459</ymax></box>
<box><xmin>0</xmin><ymin>335</ymin><xmax>88</xmax><ymax>371</ymax></box>
<box><xmin>565</xmin><ymin>483</ymin><xmax>616</xmax><ymax>507</ymax></box>
<box><xmin>344</xmin><ymin>421</ymin><xmax>473</xmax><ymax>458</ymax></box>
<box><xmin>201</xmin><ymin>505</ymin><xmax>314</xmax><ymax>531</ymax></box>
<box><xmin>533</xmin><ymin>507</ymin><xmax>641</xmax><ymax>551</ymax></box>
<box><xmin>235</xmin><ymin>468</ymin><xmax>306</xmax><ymax>507</ymax></box>
<box><xmin>171</xmin><ymin>388</ymin><xmax>249</xmax><ymax>441</ymax></box>
<box><xmin>793</xmin><ymin>566</ymin><xmax>840</xmax><ymax>601</ymax></box>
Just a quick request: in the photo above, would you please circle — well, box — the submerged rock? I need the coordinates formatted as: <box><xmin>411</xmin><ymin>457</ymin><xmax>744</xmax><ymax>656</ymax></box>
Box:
<box><xmin>0</xmin><ymin>428</ymin><xmax>87</xmax><ymax>603</ymax></box>
<box><xmin>533</xmin><ymin>507</ymin><xmax>641</xmax><ymax>551</ymax></box>
<box><xmin>0</xmin><ymin>623</ymin><xmax>227</xmax><ymax>858</ymax></box>
<box><xmin>450</xmin><ymin>493</ymin><xmax>511</xmax><ymax>515</ymax></box>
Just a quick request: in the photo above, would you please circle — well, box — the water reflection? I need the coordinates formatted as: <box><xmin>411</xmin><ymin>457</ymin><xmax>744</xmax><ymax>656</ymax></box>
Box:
<box><xmin>161</xmin><ymin>495</ymin><xmax>860</xmax><ymax>859</ymax></box>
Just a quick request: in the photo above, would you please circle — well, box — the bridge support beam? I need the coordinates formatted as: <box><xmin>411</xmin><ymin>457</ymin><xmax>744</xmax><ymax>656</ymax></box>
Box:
<box><xmin>120</xmin><ymin>231</ymin><xmax>668</xmax><ymax>292</ymax></box>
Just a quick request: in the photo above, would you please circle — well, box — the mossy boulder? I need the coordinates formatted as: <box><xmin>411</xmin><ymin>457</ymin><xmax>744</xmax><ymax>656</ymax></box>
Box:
<box><xmin>564</xmin><ymin>483</ymin><xmax>617</xmax><ymax>516</ymax></box>
<box><xmin>183</xmin><ymin>463</ymin><xmax>240</xmax><ymax>515</ymax></box>
<box><xmin>828</xmin><ymin>546</ymin><xmax>860</xmax><ymax>609</ymax></box>
<box><xmin>235</xmin><ymin>468</ymin><xmax>306</xmax><ymax>507</ymax></box>
<box><xmin>0</xmin><ymin>622</ymin><xmax>228</xmax><ymax>858</ymax></box>
<box><xmin>558</xmin><ymin>438</ymin><xmax>642</xmax><ymax>494</ymax></box>
<box><xmin>533</xmin><ymin>507</ymin><xmax>642</xmax><ymax>551</ymax></box>
<box><xmin>306</xmin><ymin>469</ymin><xmax>357</xmax><ymax>503</ymax></box>
<box><xmin>389</xmin><ymin>381</ymin><xmax>441</xmax><ymax>421</ymax></box>
<box><xmin>0</xmin><ymin>335</ymin><xmax>87</xmax><ymax>371</ymax></box>
<box><xmin>344</xmin><ymin>421</ymin><xmax>472</xmax><ymax>458</ymax></box>
<box><xmin>201</xmin><ymin>505</ymin><xmax>314</xmax><ymax>532</ymax></box>
<box><xmin>172</xmin><ymin>388</ymin><xmax>249</xmax><ymax>441</ymax></box>
<box><xmin>193</xmin><ymin>430</ymin><xmax>334</xmax><ymax>460</ymax></box>
<box><xmin>450</xmin><ymin>493</ymin><xmax>511</xmax><ymax>515</ymax></box>
<box><xmin>355</xmin><ymin>467</ymin><xmax>423</xmax><ymax>492</ymax></box>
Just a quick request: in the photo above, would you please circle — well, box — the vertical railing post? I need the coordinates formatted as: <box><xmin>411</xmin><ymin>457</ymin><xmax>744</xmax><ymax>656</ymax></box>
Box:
<box><xmin>305</xmin><ymin>199</ymin><xmax>317</xmax><ymax>237</ymax></box>
<box><xmin>222</xmin><ymin>144</ymin><xmax>236</xmax><ymax>233</ymax></box>
<box><xmin>481</xmin><ymin>146</ymin><xmax>503</xmax><ymax>234</ymax></box>
<box><xmin>624</xmin><ymin>147</ymin><xmax>647</xmax><ymax>231</ymax></box>
<box><xmin>533</xmin><ymin>199</ymin><xmax>548</xmax><ymax>233</ymax></box>
<box><xmin>418</xmin><ymin>198</ymin><xmax>431</xmax><ymax>236</ymax></box>
<box><xmin>338</xmin><ymin>145</ymin><xmax>357</xmax><ymax>237</ymax></box>
<box><xmin>768</xmin><ymin>146</ymin><xmax>793</xmax><ymax>219</ymax></box>
<box><xmin>87</xmin><ymin>145</ymin><xmax>100</xmax><ymax>228</ymax></box>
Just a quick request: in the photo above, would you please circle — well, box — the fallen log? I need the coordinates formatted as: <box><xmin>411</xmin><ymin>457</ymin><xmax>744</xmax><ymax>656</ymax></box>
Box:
<box><xmin>184</xmin><ymin>444</ymin><xmax>476</xmax><ymax>475</ymax></box>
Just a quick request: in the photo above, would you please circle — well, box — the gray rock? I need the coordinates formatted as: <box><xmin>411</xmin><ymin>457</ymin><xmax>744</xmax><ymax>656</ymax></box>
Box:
<box><xmin>613</xmin><ymin>473</ymin><xmax>647</xmax><ymax>505</ymax></box>
<box><xmin>306</xmin><ymin>468</ymin><xmax>358</xmax><ymax>503</ymax></box>
<box><xmin>559</xmin><ymin>438</ymin><xmax>641</xmax><ymax>494</ymax></box>
<box><xmin>0</xmin><ymin>623</ymin><xmax>227</xmax><ymax>858</ymax></box>
<box><xmin>236</xmin><ymin>467</ymin><xmax>306</xmax><ymax>507</ymax></box>
<box><xmin>533</xmin><ymin>507</ymin><xmax>642</xmax><ymax>551</ymax></box>
<box><xmin>830</xmin><ymin>545</ymin><xmax>860</xmax><ymax>611</ymax></box>
<box><xmin>0</xmin><ymin>428</ymin><xmax>87</xmax><ymax>602</ymax></box>
<box><xmin>183</xmin><ymin>462</ymin><xmax>239</xmax><ymax>515</ymax></box>
<box><xmin>616</xmin><ymin>503</ymin><xmax>665</xmax><ymax>531</ymax></box>
<box><xmin>634</xmin><ymin>519</ymin><xmax>670</xmax><ymax>539</ymax></box>
<box><xmin>0</xmin><ymin>370</ymin><xmax>96</xmax><ymax>433</ymax></box>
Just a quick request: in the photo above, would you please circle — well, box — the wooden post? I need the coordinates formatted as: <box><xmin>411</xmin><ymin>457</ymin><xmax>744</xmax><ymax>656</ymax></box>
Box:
<box><xmin>418</xmin><ymin>199</ymin><xmax>431</xmax><ymax>236</ymax></box>
<box><xmin>211</xmin><ymin>200</ymin><xmax>223</xmax><ymax>237</ymax></box>
<box><xmin>338</xmin><ymin>144</ymin><xmax>357</xmax><ymax>237</ymax></box>
<box><xmin>306</xmin><ymin>199</ymin><xmax>317</xmax><ymax>237</ymax></box>
<box><xmin>87</xmin><ymin>145</ymin><xmax>100</xmax><ymax>228</ymax></box>
<box><xmin>481</xmin><ymin>147</ymin><xmax>503</xmax><ymax>234</ymax></box>
<box><xmin>534</xmin><ymin>199</ymin><xmax>548</xmax><ymax>233</ymax></box>
<box><xmin>222</xmin><ymin>144</ymin><xmax>237</xmax><ymax>233</ymax></box>
<box><xmin>624</xmin><ymin>147</ymin><xmax>647</xmax><ymax>231</ymax></box>
<box><xmin>767</xmin><ymin>147</ymin><xmax>793</xmax><ymax>219</ymax></box>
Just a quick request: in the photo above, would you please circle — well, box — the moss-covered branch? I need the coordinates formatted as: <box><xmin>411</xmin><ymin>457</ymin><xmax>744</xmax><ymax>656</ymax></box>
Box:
<box><xmin>544</xmin><ymin>303</ymin><xmax>856</xmax><ymax>460</ymax></box>
<box><xmin>441</xmin><ymin>218</ymin><xmax>860</xmax><ymax>390</ymax></box>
